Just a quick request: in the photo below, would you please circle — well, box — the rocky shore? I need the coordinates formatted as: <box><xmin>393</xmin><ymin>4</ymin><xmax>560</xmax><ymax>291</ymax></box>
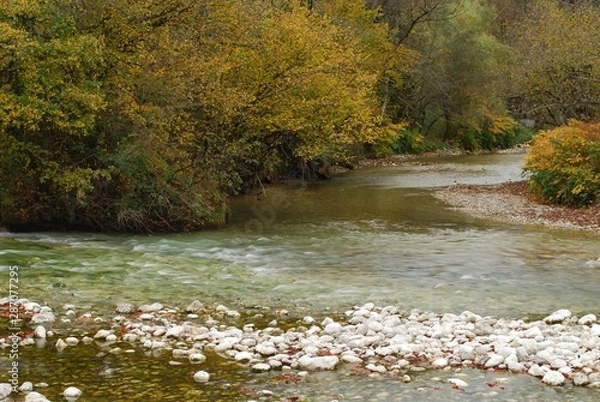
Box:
<box><xmin>2</xmin><ymin>299</ymin><xmax>600</xmax><ymax>401</ymax></box>
<box><xmin>434</xmin><ymin>181</ymin><xmax>600</xmax><ymax>232</ymax></box>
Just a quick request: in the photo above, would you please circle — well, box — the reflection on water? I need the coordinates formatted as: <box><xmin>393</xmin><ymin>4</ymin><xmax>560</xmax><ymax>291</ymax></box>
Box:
<box><xmin>1</xmin><ymin>153</ymin><xmax>600</xmax><ymax>401</ymax></box>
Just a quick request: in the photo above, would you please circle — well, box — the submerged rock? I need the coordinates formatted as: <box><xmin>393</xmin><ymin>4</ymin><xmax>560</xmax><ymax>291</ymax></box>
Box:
<box><xmin>34</xmin><ymin>326</ymin><xmax>47</xmax><ymax>339</ymax></box>
<box><xmin>63</xmin><ymin>386</ymin><xmax>82</xmax><ymax>399</ymax></box>
<box><xmin>138</xmin><ymin>302</ymin><xmax>163</xmax><ymax>313</ymax></box>
<box><xmin>448</xmin><ymin>378</ymin><xmax>468</xmax><ymax>389</ymax></box>
<box><xmin>116</xmin><ymin>303</ymin><xmax>136</xmax><ymax>314</ymax></box>
<box><xmin>24</xmin><ymin>392</ymin><xmax>51</xmax><ymax>402</ymax></box>
<box><xmin>193</xmin><ymin>370</ymin><xmax>210</xmax><ymax>383</ymax></box>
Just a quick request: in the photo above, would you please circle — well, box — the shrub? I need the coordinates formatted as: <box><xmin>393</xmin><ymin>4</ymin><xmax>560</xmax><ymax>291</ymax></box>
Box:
<box><xmin>524</xmin><ymin>121</ymin><xmax>600</xmax><ymax>206</ymax></box>
<box><xmin>451</xmin><ymin>113</ymin><xmax>534</xmax><ymax>151</ymax></box>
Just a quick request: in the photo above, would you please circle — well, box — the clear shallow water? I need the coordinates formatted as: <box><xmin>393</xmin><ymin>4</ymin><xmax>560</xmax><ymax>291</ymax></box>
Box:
<box><xmin>1</xmin><ymin>154</ymin><xmax>598</xmax><ymax>318</ymax></box>
<box><xmin>1</xmin><ymin>153</ymin><xmax>600</xmax><ymax>400</ymax></box>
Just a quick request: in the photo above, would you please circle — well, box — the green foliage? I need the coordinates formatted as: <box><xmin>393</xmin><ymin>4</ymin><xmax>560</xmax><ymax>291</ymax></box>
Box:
<box><xmin>0</xmin><ymin>0</ymin><xmax>407</xmax><ymax>232</ymax></box>
<box><xmin>505</xmin><ymin>0</ymin><xmax>600</xmax><ymax>126</ymax></box>
<box><xmin>451</xmin><ymin>113</ymin><xmax>533</xmax><ymax>151</ymax></box>
<box><xmin>524</xmin><ymin>121</ymin><xmax>600</xmax><ymax>206</ymax></box>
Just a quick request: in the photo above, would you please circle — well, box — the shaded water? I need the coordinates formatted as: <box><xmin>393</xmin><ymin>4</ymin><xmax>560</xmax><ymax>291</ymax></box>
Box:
<box><xmin>1</xmin><ymin>153</ymin><xmax>600</xmax><ymax>400</ymax></box>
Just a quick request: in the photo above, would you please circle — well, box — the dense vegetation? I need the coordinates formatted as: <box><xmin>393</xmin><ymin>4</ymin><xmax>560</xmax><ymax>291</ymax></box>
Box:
<box><xmin>525</xmin><ymin>121</ymin><xmax>600</xmax><ymax>206</ymax></box>
<box><xmin>1</xmin><ymin>0</ymin><xmax>599</xmax><ymax>232</ymax></box>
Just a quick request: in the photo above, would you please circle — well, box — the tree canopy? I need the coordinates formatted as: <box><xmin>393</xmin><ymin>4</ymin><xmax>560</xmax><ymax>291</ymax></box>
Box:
<box><xmin>1</xmin><ymin>0</ymin><xmax>599</xmax><ymax>232</ymax></box>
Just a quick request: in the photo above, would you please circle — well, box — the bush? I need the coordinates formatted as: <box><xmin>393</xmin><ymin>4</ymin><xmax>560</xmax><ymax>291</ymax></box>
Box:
<box><xmin>524</xmin><ymin>121</ymin><xmax>600</xmax><ymax>206</ymax></box>
<box><xmin>451</xmin><ymin>114</ymin><xmax>534</xmax><ymax>151</ymax></box>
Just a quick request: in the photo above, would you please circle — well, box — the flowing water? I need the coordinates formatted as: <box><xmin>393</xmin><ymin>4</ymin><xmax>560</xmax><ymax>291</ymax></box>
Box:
<box><xmin>1</xmin><ymin>153</ymin><xmax>599</xmax><ymax>401</ymax></box>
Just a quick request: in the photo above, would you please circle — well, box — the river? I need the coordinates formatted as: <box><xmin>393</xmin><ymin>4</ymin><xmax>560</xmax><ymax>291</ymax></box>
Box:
<box><xmin>1</xmin><ymin>153</ymin><xmax>599</xmax><ymax>401</ymax></box>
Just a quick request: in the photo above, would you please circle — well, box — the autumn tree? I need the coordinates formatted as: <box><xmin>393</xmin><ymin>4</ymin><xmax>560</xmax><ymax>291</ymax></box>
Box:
<box><xmin>0</xmin><ymin>0</ymin><xmax>405</xmax><ymax>232</ymax></box>
<box><xmin>504</xmin><ymin>0</ymin><xmax>600</xmax><ymax>127</ymax></box>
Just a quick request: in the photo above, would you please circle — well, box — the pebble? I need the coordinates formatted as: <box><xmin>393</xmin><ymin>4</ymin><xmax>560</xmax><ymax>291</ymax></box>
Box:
<box><xmin>25</xmin><ymin>392</ymin><xmax>51</xmax><ymax>402</ymax></box>
<box><xmin>0</xmin><ymin>383</ymin><xmax>11</xmax><ymax>399</ymax></box>
<box><xmin>138</xmin><ymin>302</ymin><xmax>164</xmax><ymax>313</ymax></box>
<box><xmin>448</xmin><ymin>378</ymin><xmax>468</xmax><ymax>389</ymax></box>
<box><xmin>252</xmin><ymin>363</ymin><xmax>271</xmax><ymax>372</ymax></box>
<box><xmin>94</xmin><ymin>329</ymin><xmax>112</xmax><ymax>339</ymax></box>
<box><xmin>18</xmin><ymin>382</ymin><xmax>33</xmax><ymax>392</ymax></box>
<box><xmin>63</xmin><ymin>386</ymin><xmax>82</xmax><ymax>399</ymax></box>
<box><xmin>432</xmin><ymin>358</ymin><xmax>448</xmax><ymax>369</ymax></box>
<box><xmin>34</xmin><ymin>326</ymin><xmax>47</xmax><ymax>339</ymax></box>
<box><xmin>6</xmin><ymin>298</ymin><xmax>600</xmax><ymax>392</ymax></box>
<box><xmin>55</xmin><ymin>338</ymin><xmax>68</xmax><ymax>352</ymax></box>
<box><xmin>542</xmin><ymin>370</ymin><xmax>566</xmax><ymax>385</ymax></box>
<box><xmin>65</xmin><ymin>337</ymin><xmax>80</xmax><ymax>346</ymax></box>
<box><xmin>116</xmin><ymin>303</ymin><xmax>136</xmax><ymax>314</ymax></box>
<box><xmin>544</xmin><ymin>309</ymin><xmax>571</xmax><ymax>324</ymax></box>
<box><xmin>297</xmin><ymin>355</ymin><xmax>339</xmax><ymax>371</ymax></box>
<box><xmin>189</xmin><ymin>353</ymin><xmax>207</xmax><ymax>364</ymax></box>
<box><xmin>193</xmin><ymin>370</ymin><xmax>210</xmax><ymax>383</ymax></box>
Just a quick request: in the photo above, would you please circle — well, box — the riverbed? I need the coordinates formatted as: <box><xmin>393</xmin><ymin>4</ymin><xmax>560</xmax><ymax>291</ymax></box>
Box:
<box><xmin>1</xmin><ymin>153</ymin><xmax>599</xmax><ymax>401</ymax></box>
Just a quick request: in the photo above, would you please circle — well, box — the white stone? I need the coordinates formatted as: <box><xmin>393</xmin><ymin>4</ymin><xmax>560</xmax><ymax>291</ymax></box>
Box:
<box><xmin>573</xmin><ymin>372</ymin><xmax>590</xmax><ymax>386</ymax></box>
<box><xmin>544</xmin><ymin>309</ymin><xmax>571</xmax><ymax>324</ymax></box>
<box><xmin>542</xmin><ymin>370</ymin><xmax>565</xmax><ymax>386</ymax></box>
<box><xmin>365</xmin><ymin>363</ymin><xmax>386</xmax><ymax>373</ymax></box>
<box><xmin>297</xmin><ymin>355</ymin><xmax>339</xmax><ymax>371</ymax></box>
<box><xmin>485</xmin><ymin>354</ymin><xmax>504</xmax><ymax>368</ymax></box>
<box><xmin>448</xmin><ymin>378</ymin><xmax>468</xmax><ymax>389</ymax></box>
<box><xmin>55</xmin><ymin>338</ymin><xmax>68</xmax><ymax>352</ymax></box>
<box><xmin>105</xmin><ymin>334</ymin><xmax>118</xmax><ymax>342</ymax></box>
<box><xmin>524</xmin><ymin>326</ymin><xmax>543</xmax><ymax>338</ymax></box>
<box><xmin>432</xmin><ymin>358</ymin><xmax>448</xmax><ymax>369</ymax></box>
<box><xmin>0</xmin><ymin>383</ymin><xmax>11</xmax><ymax>399</ymax></box>
<box><xmin>578</xmin><ymin>314</ymin><xmax>597</xmax><ymax>325</ymax></box>
<box><xmin>94</xmin><ymin>329</ymin><xmax>112</xmax><ymax>339</ymax></box>
<box><xmin>193</xmin><ymin>370</ymin><xmax>210</xmax><ymax>383</ymax></box>
<box><xmin>65</xmin><ymin>337</ymin><xmax>79</xmax><ymax>346</ymax></box>
<box><xmin>166</xmin><ymin>325</ymin><xmax>185</xmax><ymax>338</ymax></box>
<box><xmin>505</xmin><ymin>354</ymin><xmax>525</xmax><ymax>372</ymax></box>
<box><xmin>151</xmin><ymin>341</ymin><xmax>167</xmax><ymax>350</ymax></box>
<box><xmin>185</xmin><ymin>300</ymin><xmax>203</xmax><ymax>312</ymax></box>
<box><xmin>454</xmin><ymin>345</ymin><xmax>475</xmax><ymax>361</ymax></box>
<box><xmin>63</xmin><ymin>386</ymin><xmax>82</xmax><ymax>399</ymax></box>
<box><xmin>324</xmin><ymin>322</ymin><xmax>343</xmax><ymax>336</ymax></box>
<box><xmin>255</xmin><ymin>342</ymin><xmax>277</xmax><ymax>356</ymax></box>
<box><xmin>302</xmin><ymin>316</ymin><xmax>315</xmax><ymax>325</ymax></box>
<box><xmin>25</xmin><ymin>392</ymin><xmax>51</xmax><ymax>402</ymax></box>
<box><xmin>251</xmin><ymin>363</ymin><xmax>271</xmax><ymax>372</ymax></box>
<box><xmin>590</xmin><ymin>324</ymin><xmax>600</xmax><ymax>337</ymax></box>
<box><xmin>31</xmin><ymin>311</ymin><xmax>56</xmax><ymax>324</ymax></box>
<box><xmin>189</xmin><ymin>353</ymin><xmax>207</xmax><ymax>364</ymax></box>
<box><xmin>341</xmin><ymin>353</ymin><xmax>363</xmax><ymax>364</ymax></box>
<box><xmin>138</xmin><ymin>302</ymin><xmax>163</xmax><ymax>313</ymax></box>
<box><xmin>18</xmin><ymin>381</ymin><xmax>33</xmax><ymax>392</ymax></box>
<box><xmin>235</xmin><ymin>351</ymin><xmax>254</xmax><ymax>363</ymax></box>
<box><xmin>367</xmin><ymin>321</ymin><xmax>384</xmax><ymax>333</ymax></box>
<box><xmin>528</xmin><ymin>364</ymin><xmax>547</xmax><ymax>378</ymax></box>
<box><xmin>34</xmin><ymin>326</ymin><xmax>47</xmax><ymax>339</ymax></box>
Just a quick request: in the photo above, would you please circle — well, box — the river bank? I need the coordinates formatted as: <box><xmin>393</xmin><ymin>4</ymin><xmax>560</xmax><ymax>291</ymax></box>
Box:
<box><xmin>345</xmin><ymin>147</ymin><xmax>599</xmax><ymax>233</ymax></box>
<box><xmin>433</xmin><ymin>180</ymin><xmax>600</xmax><ymax>233</ymax></box>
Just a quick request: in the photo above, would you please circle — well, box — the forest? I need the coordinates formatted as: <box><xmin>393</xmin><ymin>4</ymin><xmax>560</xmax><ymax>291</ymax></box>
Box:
<box><xmin>1</xmin><ymin>0</ymin><xmax>599</xmax><ymax>232</ymax></box>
